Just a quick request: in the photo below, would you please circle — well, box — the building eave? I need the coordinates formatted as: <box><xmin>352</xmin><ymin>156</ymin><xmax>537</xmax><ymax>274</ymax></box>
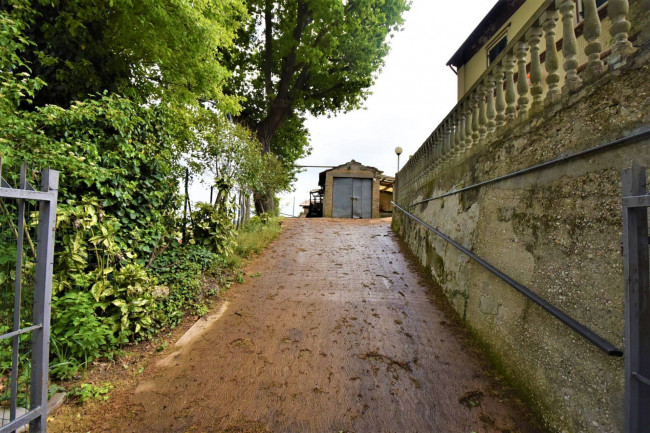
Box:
<box><xmin>446</xmin><ymin>0</ymin><xmax>527</xmax><ymax>69</ymax></box>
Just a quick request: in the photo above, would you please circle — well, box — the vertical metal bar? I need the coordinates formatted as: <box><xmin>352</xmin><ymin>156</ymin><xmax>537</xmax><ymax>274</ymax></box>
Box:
<box><xmin>29</xmin><ymin>169</ymin><xmax>58</xmax><ymax>433</ymax></box>
<box><xmin>622</xmin><ymin>165</ymin><xmax>650</xmax><ymax>433</ymax></box>
<box><xmin>10</xmin><ymin>164</ymin><xmax>27</xmax><ymax>422</ymax></box>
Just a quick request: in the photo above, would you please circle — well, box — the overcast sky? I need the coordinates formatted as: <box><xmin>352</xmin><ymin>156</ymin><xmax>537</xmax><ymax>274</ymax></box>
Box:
<box><xmin>279</xmin><ymin>0</ymin><xmax>497</xmax><ymax>215</ymax></box>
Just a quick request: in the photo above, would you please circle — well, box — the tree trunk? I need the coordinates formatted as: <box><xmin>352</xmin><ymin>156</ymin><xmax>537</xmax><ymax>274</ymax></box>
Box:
<box><xmin>254</xmin><ymin>191</ymin><xmax>274</xmax><ymax>216</ymax></box>
<box><xmin>251</xmin><ymin>99</ymin><xmax>292</xmax><ymax>215</ymax></box>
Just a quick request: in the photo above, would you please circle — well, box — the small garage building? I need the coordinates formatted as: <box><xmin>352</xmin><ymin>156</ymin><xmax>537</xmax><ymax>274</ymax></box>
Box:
<box><xmin>318</xmin><ymin>160</ymin><xmax>394</xmax><ymax>218</ymax></box>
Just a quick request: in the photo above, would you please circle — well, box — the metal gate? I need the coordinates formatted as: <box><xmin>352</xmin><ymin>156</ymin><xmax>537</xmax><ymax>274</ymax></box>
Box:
<box><xmin>332</xmin><ymin>177</ymin><xmax>372</xmax><ymax>218</ymax></box>
<box><xmin>621</xmin><ymin>164</ymin><xmax>649</xmax><ymax>433</ymax></box>
<box><xmin>0</xmin><ymin>164</ymin><xmax>58</xmax><ymax>433</ymax></box>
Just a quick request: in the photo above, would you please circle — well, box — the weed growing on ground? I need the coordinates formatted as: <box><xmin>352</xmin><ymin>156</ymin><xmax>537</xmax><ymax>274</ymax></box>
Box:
<box><xmin>228</xmin><ymin>216</ymin><xmax>282</xmax><ymax>268</ymax></box>
<box><xmin>69</xmin><ymin>383</ymin><xmax>115</xmax><ymax>404</ymax></box>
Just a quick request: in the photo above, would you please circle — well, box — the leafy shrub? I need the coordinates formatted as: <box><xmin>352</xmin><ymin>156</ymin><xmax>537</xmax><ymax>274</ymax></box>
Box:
<box><xmin>150</xmin><ymin>243</ymin><xmax>218</xmax><ymax>326</ymax></box>
<box><xmin>191</xmin><ymin>202</ymin><xmax>236</xmax><ymax>256</ymax></box>
<box><xmin>50</xmin><ymin>292</ymin><xmax>115</xmax><ymax>379</ymax></box>
<box><xmin>54</xmin><ymin>200</ymin><xmax>157</xmax><ymax>340</ymax></box>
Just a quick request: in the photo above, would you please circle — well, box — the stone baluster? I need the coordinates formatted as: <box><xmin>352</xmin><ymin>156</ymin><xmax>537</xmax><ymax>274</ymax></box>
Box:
<box><xmin>471</xmin><ymin>91</ymin><xmax>480</xmax><ymax>145</ymax></box>
<box><xmin>420</xmin><ymin>142</ymin><xmax>428</xmax><ymax>179</ymax></box>
<box><xmin>430</xmin><ymin>133</ymin><xmax>439</xmax><ymax>169</ymax></box>
<box><xmin>413</xmin><ymin>155</ymin><xmax>419</xmax><ymax>185</ymax></box>
<box><xmin>478</xmin><ymin>85</ymin><xmax>488</xmax><ymax>144</ymax></box>
<box><xmin>450</xmin><ymin>117</ymin><xmax>459</xmax><ymax>158</ymax></box>
<box><xmin>452</xmin><ymin>112</ymin><xmax>462</xmax><ymax>156</ymax></box>
<box><xmin>557</xmin><ymin>0</ymin><xmax>582</xmax><ymax>93</ymax></box>
<box><xmin>429</xmin><ymin>137</ymin><xmax>437</xmax><ymax>173</ymax></box>
<box><xmin>515</xmin><ymin>40</ymin><xmax>530</xmax><ymax>119</ymax></box>
<box><xmin>419</xmin><ymin>142</ymin><xmax>429</xmax><ymax>175</ymax></box>
<box><xmin>608</xmin><ymin>0</ymin><xmax>634</xmax><ymax>70</ymax></box>
<box><xmin>503</xmin><ymin>54</ymin><xmax>517</xmax><ymax>122</ymax></box>
<box><xmin>426</xmin><ymin>138</ymin><xmax>434</xmax><ymax>175</ymax></box>
<box><xmin>582</xmin><ymin>0</ymin><xmax>603</xmax><ymax>81</ymax></box>
<box><xmin>541</xmin><ymin>9</ymin><xmax>561</xmax><ymax>105</ymax></box>
<box><xmin>494</xmin><ymin>65</ymin><xmax>507</xmax><ymax>128</ymax></box>
<box><xmin>444</xmin><ymin>120</ymin><xmax>454</xmax><ymax>161</ymax></box>
<box><xmin>457</xmin><ymin>107</ymin><xmax>466</xmax><ymax>153</ymax></box>
<box><xmin>418</xmin><ymin>150</ymin><xmax>425</xmax><ymax>179</ymax></box>
<box><xmin>463</xmin><ymin>100</ymin><xmax>473</xmax><ymax>149</ymax></box>
<box><xmin>448</xmin><ymin>120</ymin><xmax>456</xmax><ymax>156</ymax></box>
<box><xmin>433</xmin><ymin>126</ymin><xmax>442</xmax><ymax>164</ymax></box>
<box><xmin>485</xmin><ymin>73</ymin><xmax>497</xmax><ymax>137</ymax></box>
<box><xmin>439</xmin><ymin>125</ymin><xmax>449</xmax><ymax>162</ymax></box>
<box><xmin>526</xmin><ymin>26</ymin><xmax>544</xmax><ymax>112</ymax></box>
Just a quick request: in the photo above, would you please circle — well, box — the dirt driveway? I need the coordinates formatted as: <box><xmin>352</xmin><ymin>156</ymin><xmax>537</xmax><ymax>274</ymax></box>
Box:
<box><xmin>52</xmin><ymin>218</ymin><xmax>542</xmax><ymax>433</ymax></box>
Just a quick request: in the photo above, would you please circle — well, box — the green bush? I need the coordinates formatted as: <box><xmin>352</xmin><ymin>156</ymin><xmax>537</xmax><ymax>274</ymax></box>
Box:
<box><xmin>191</xmin><ymin>202</ymin><xmax>236</xmax><ymax>256</ymax></box>
<box><xmin>50</xmin><ymin>292</ymin><xmax>116</xmax><ymax>379</ymax></box>
<box><xmin>149</xmin><ymin>243</ymin><xmax>219</xmax><ymax>326</ymax></box>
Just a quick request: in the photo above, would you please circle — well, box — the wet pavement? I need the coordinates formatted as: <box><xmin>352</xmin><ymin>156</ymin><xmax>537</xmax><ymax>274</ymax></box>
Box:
<box><xmin>89</xmin><ymin>218</ymin><xmax>542</xmax><ymax>433</ymax></box>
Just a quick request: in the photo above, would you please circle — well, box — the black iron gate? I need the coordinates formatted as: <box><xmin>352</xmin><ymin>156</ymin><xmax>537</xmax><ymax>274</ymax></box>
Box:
<box><xmin>0</xmin><ymin>163</ymin><xmax>58</xmax><ymax>433</ymax></box>
<box><xmin>621</xmin><ymin>164</ymin><xmax>650</xmax><ymax>433</ymax></box>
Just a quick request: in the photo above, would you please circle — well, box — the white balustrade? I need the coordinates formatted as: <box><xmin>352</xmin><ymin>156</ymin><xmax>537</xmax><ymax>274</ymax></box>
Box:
<box><xmin>396</xmin><ymin>0</ymin><xmax>646</xmax><ymax>195</ymax></box>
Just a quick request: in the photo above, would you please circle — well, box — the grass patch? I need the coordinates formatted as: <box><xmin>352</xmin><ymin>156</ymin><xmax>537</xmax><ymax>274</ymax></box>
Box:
<box><xmin>227</xmin><ymin>216</ymin><xmax>283</xmax><ymax>267</ymax></box>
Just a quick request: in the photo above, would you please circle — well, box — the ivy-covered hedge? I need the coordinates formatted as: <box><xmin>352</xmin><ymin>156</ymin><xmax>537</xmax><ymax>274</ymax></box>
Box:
<box><xmin>0</xmin><ymin>3</ymin><xmax>242</xmax><ymax>384</ymax></box>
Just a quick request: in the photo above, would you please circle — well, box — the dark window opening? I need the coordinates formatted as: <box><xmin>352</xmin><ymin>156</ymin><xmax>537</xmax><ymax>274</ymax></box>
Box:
<box><xmin>488</xmin><ymin>35</ymin><xmax>508</xmax><ymax>65</ymax></box>
<box><xmin>578</xmin><ymin>0</ymin><xmax>608</xmax><ymax>20</ymax></box>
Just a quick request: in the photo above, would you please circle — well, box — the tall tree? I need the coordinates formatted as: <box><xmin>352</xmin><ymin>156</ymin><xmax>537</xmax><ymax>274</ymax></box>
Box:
<box><xmin>7</xmin><ymin>0</ymin><xmax>246</xmax><ymax>114</ymax></box>
<box><xmin>226</xmin><ymin>0</ymin><xmax>410</xmax><ymax>212</ymax></box>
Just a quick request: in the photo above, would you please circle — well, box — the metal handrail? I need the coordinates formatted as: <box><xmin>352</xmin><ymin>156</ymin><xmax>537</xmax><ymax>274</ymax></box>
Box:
<box><xmin>392</xmin><ymin>201</ymin><xmax>623</xmax><ymax>356</ymax></box>
<box><xmin>405</xmin><ymin>127</ymin><xmax>650</xmax><ymax>208</ymax></box>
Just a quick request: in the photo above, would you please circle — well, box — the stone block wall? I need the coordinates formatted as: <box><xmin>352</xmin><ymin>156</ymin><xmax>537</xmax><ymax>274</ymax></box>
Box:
<box><xmin>393</xmin><ymin>61</ymin><xmax>650</xmax><ymax>432</ymax></box>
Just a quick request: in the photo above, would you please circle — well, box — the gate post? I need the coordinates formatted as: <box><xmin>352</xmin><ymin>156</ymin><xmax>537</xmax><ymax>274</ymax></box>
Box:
<box><xmin>29</xmin><ymin>169</ymin><xmax>59</xmax><ymax>433</ymax></box>
<box><xmin>622</xmin><ymin>164</ymin><xmax>650</xmax><ymax>433</ymax></box>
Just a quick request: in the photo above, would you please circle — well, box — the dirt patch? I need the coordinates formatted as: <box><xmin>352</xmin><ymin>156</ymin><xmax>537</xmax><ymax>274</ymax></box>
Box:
<box><xmin>48</xmin><ymin>218</ymin><xmax>544</xmax><ymax>433</ymax></box>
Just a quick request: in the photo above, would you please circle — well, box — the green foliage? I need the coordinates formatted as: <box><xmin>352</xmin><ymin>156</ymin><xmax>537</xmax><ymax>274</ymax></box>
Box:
<box><xmin>149</xmin><ymin>243</ymin><xmax>219</xmax><ymax>327</ymax></box>
<box><xmin>69</xmin><ymin>383</ymin><xmax>114</xmax><ymax>404</ymax></box>
<box><xmin>53</xmin><ymin>201</ymin><xmax>157</xmax><ymax>339</ymax></box>
<box><xmin>50</xmin><ymin>292</ymin><xmax>115</xmax><ymax>379</ymax></box>
<box><xmin>0</xmin><ymin>0</ymin><xmax>290</xmax><ymax>386</ymax></box>
<box><xmin>11</xmin><ymin>0</ymin><xmax>246</xmax><ymax>112</ymax></box>
<box><xmin>0</xmin><ymin>325</ymin><xmax>32</xmax><ymax>407</ymax></box>
<box><xmin>230</xmin><ymin>216</ymin><xmax>282</xmax><ymax>263</ymax></box>
<box><xmin>191</xmin><ymin>202</ymin><xmax>236</xmax><ymax>256</ymax></box>
<box><xmin>224</xmin><ymin>0</ymin><xmax>409</xmax><ymax>209</ymax></box>
<box><xmin>1</xmin><ymin>94</ymin><xmax>182</xmax><ymax>261</ymax></box>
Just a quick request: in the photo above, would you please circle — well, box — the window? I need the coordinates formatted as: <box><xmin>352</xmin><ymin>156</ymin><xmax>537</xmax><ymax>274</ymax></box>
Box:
<box><xmin>487</xmin><ymin>35</ymin><xmax>508</xmax><ymax>66</ymax></box>
<box><xmin>577</xmin><ymin>0</ymin><xmax>608</xmax><ymax>21</ymax></box>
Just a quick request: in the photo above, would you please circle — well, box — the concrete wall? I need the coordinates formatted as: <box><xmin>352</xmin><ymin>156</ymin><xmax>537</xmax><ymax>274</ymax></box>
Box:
<box><xmin>322</xmin><ymin>165</ymin><xmax>380</xmax><ymax>218</ymax></box>
<box><xmin>394</xmin><ymin>62</ymin><xmax>650</xmax><ymax>432</ymax></box>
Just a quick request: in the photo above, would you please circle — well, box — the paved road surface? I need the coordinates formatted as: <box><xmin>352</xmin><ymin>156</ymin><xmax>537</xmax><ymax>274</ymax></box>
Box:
<box><xmin>74</xmin><ymin>218</ymin><xmax>541</xmax><ymax>432</ymax></box>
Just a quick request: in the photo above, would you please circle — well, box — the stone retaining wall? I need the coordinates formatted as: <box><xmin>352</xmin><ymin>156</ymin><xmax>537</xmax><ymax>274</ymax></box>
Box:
<box><xmin>393</xmin><ymin>58</ymin><xmax>650</xmax><ymax>432</ymax></box>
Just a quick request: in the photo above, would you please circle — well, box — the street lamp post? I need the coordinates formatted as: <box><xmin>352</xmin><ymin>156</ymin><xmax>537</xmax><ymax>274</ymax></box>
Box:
<box><xmin>395</xmin><ymin>147</ymin><xmax>403</xmax><ymax>172</ymax></box>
